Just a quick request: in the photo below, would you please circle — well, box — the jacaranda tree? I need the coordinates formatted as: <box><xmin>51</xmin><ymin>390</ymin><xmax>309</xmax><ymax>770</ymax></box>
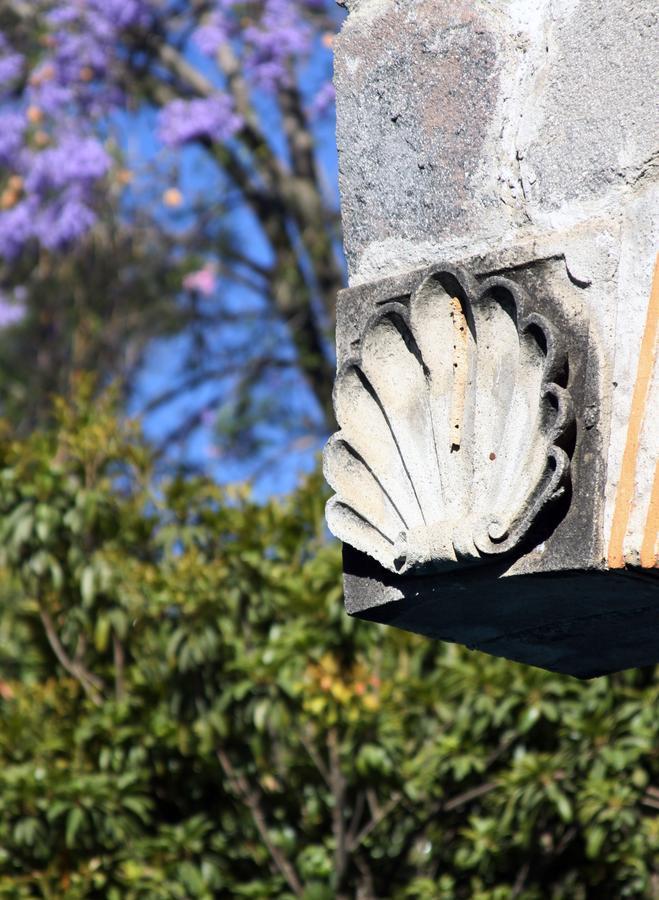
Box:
<box><xmin>0</xmin><ymin>1</ymin><xmax>344</xmax><ymax>474</ymax></box>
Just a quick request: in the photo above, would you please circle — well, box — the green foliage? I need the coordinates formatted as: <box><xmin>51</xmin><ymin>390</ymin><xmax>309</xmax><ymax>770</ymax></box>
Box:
<box><xmin>0</xmin><ymin>387</ymin><xmax>658</xmax><ymax>898</ymax></box>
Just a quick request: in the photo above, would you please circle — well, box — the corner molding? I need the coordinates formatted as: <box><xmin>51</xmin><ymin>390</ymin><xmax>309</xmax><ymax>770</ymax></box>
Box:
<box><xmin>324</xmin><ymin>266</ymin><xmax>575</xmax><ymax>574</ymax></box>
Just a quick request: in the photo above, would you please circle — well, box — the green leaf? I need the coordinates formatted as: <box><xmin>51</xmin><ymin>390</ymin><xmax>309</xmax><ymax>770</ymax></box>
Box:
<box><xmin>586</xmin><ymin>825</ymin><xmax>606</xmax><ymax>859</ymax></box>
<box><xmin>80</xmin><ymin>566</ymin><xmax>96</xmax><ymax>605</ymax></box>
<box><xmin>65</xmin><ymin>807</ymin><xmax>84</xmax><ymax>848</ymax></box>
<box><xmin>94</xmin><ymin>616</ymin><xmax>111</xmax><ymax>653</ymax></box>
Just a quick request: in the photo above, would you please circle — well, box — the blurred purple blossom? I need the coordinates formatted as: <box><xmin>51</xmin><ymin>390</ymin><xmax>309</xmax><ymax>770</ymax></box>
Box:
<box><xmin>194</xmin><ymin>20</ymin><xmax>231</xmax><ymax>56</ymax></box>
<box><xmin>47</xmin><ymin>0</ymin><xmax>152</xmax><ymax>32</ymax></box>
<box><xmin>0</xmin><ymin>135</ymin><xmax>110</xmax><ymax>258</ymax></box>
<box><xmin>200</xmin><ymin>407</ymin><xmax>216</xmax><ymax>427</ymax></box>
<box><xmin>183</xmin><ymin>264</ymin><xmax>217</xmax><ymax>296</ymax></box>
<box><xmin>193</xmin><ymin>1</ymin><xmax>240</xmax><ymax>55</ymax></box>
<box><xmin>36</xmin><ymin>193</ymin><xmax>97</xmax><ymax>251</ymax></box>
<box><xmin>88</xmin><ymin>0</ymin><xmax>153</xmax><ymax>30</ymax></box>
<box><xmin>309</xmin><ymin>81</ymin><xmax>335</xmax><ymax>118</ymax></box>
<box><xmin>37</xmin><ymin>0</ymin><xmax>154</xmax><ymax>117</ymax></box>
<box><xmin>0</xmin><ymin>112</ymin><xmax>26</xmax><ymax>166</ymax></box>
<box><xmin>0</xmin><ymin>0</ymin><xmax>337</xmax><ymax>261</ymax></box>
<box><xmin>0</xmin><ymin>33</ymin><xmax>24</xmax><ymax>90</ymax></box>
<box><xmin>51</xmin><ymin>32</ymin><xmax>106</xmax><ymax>87</ymax></box>
<box><xmin>25</xmin><ymin>136</ymin><xmax>110</xmax><ymax>195</ymax></box>
<box><xmin>158</xmin><ymin>96</ymin><xmax>243</xmax><ymax>148</ymax></box>
<box><xmin>27</xmin><ymin>76</ymin><xmax>74</xmax><ymax>117</ymax></box>
<box><xmin>0</xmin><ymin>201</ymin><xmax>35</xmax><ymax>260</ymax></box>
<box><xmin>0</xmin><ymin>0</ymin><xmax>155</xmax><ymax>276</ymax></box>
<box><xmin>194</xmin><ymin>0</ymin><xmax>326</xmax><ymax>92</ymax></box>
<box><xmin>0</xmin><ymin>290</ymin><xmax>26</xmax><ymax>328</ymax></box>
<box><xmin>244</xmin><ymin>0</ymin><xmax>312</xmax><ymax>91</ymax></box>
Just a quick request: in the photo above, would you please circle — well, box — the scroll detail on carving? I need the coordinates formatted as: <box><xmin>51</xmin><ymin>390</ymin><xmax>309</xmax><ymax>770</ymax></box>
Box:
<box><xmin>323</xmin><ymin>267</ymin><xmax>575</xmax><ymax>574</ymax></box>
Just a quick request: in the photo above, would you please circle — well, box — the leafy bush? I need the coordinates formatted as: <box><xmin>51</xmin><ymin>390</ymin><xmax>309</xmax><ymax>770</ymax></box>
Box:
<box><xmin>0</xmin><ymin>386</ymin><xmax>657</xmax><ymax>898</ymax></box>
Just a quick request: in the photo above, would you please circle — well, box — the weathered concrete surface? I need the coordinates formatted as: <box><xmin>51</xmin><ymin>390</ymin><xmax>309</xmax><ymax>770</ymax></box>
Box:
<box><xmin>335</xmin><ymin>0</ymin><xmax>502</xmax><ymax>273</ymax></box>
<box><xmin>336</xmin><ymin>0</ymin><xmax>658</xmax><ymax>281</ymax></box>
<box><xmin>334</xmin><ymin>0</ymin><xmax>658</xmax><ymax>574</ymax></box>
<box><xmin>329</xmin><ymin>0</ymin><xmax>658</xmax><ymax>675</ymax></box>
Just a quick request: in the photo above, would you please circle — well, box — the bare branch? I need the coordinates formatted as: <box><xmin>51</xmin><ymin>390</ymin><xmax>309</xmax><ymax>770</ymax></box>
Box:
<box><xmin>511</xmin><ymin>862</ymin><xmax>530</xmax><ymax>899</ymax></box>
<box><xmin>299</xmin><ymin>728</ymin><xmax>332</xmax><ymax>788</ymax></box>
<box><xmin>444</xmin><ymin>781</ymin><xmax>498</xmax><ymax>812</ymax></box>
<box><xmin>396</xmin><ymin>779</ymin><xmax>499</xmax><ymax>867</ymax></box>
<box><xmin>144</xmin><ymin>357</ymin><xmax>288</xmax><ymax>415</ymax></box>
<box><xmin>215</xmin><ymin>41</ymin><xmax>284</xmax><ymax>179</ymax></box>
<box><xmin>366</xmin><ymin>788</ymin><xmax>381</xmax><ymax>820</ymax></box>
<box><xmin>155</xmin><ymin>41</ymin><xmax>216</xmax><ymax>98</ymax></box>
<box><xmin>349</xmin><ymin>792</ymin><xmax>403</xmax><ymax>852</ymax></box>
<box><xmin>216</xmin><ymin>747</ymin><xmax>304</xmax><ymax>897</ymax></box>
<box><xmin>113</xmin><ymin>633</ymin><xmax>126</xmax><ymax>702</ymax></box>
<box><xmin>354</xmin><ymin>853</ymin><xmax>377</xmax><ymax>900</ymax></box>
<box><xmin>346</xmin><ymin>790</ymin><xmax>366</xmax><ymax>849</ymax></box>
<box><xmin>328</xmin><ymin>728</ymin><xmax>348</xmax><ymax>888</ymax></box>
<box><xmin>39</xmin><ymin>607</ymin><xmax>104</xmax><ymax>706</ymax></box>
<box><xmin>278</xmin><ymin>81</ymin><xmax>316</xmax><ymax>182</ymax></box>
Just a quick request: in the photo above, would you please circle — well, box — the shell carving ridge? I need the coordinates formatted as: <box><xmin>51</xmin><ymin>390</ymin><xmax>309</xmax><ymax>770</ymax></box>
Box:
<box><xmin>323</xmin><ymin>267</ymin><xmax>575</xmax><ymax>575</ymax></box>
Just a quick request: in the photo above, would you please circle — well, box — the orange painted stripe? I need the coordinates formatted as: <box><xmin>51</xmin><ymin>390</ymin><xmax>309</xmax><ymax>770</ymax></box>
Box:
<box><xmin>640</xmin><ymin>461</ymin><xmax>659</xmax><ymax>568</ymax></box>
<box><xmin>608</xmin><ymin>252</ymin><xmax>659</xmax><ymax>568</ymax></box>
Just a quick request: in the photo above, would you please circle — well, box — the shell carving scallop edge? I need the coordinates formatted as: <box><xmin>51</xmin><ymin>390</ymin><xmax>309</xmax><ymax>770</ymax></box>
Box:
<box><xmin>323</xmin><ymin>266</ymin><xmax>575</xmax><ymax>575</ymax></box>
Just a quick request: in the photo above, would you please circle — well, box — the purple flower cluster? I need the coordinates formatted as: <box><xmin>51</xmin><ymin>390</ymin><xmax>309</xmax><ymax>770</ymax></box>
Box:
<box><xmin>26</xmin><ymin>136</ymin><xmax>110</xmax><ymax>196</ymax></box>
<box><xmin>0</xmin><ymin>288</ymin><xmax>27</xmax><ymax>329</ymax></box>
<box><xmin>192</xmin><ymin>0</ymin><xmax>240</xmax><ymax>55</ymax></box>
<box><xmin>33</xmin><ymin>0</ymin><xmax>153</xmax><ymax>116</ymax></box>
<box><xmin>158</xmin><ymin>95</ymin><xmax>243</xmax><ymax>148</ymax></box>
<box><xmin>0</xmin><ymin>0</ymin><xmax>153</xmax><ymax>261</ymax></box>
<box><xmin>0</xmin><ymin>0</ymin><xmax>338</xmax><ymax>258</ymax></box>
<box><xmin>0</xmin><ymin>33</ymin><xmax>24</xmax><ymax>90</ymax></box>
<box><xmin>309</xmin><ymin>81</ymin><xmax>335</xmax><ymax>119</ymax></box>
<box><xmin>0</xmin><ymin>131</ymin><xmax>110</xmax><ymax>258</ymax></box>
<box><xmin>183</xmin><ymin>264</ymin><xmax>217</xmax><ymax>296</ymax></box>
<box><xmin>88</xmin><ymin>0</ymin><xmax>152</xmax><ymax>31</ymax></box>
<box><xmin>193</xmin><ymin>0</ymin><xmax>331</xmax><ymax>93</ymax></box>
<box><xmin>243</xmin><ymin>0</ymin><xmax>311</xmax><ymax>90</ymax></box>
<box><xmin>0</xmin><ymin>112</ymin><xmax>26</xmax><ymax>166</ymax></box>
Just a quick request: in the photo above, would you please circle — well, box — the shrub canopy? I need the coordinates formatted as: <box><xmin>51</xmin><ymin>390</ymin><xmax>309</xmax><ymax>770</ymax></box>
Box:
<box><xmin>0</xmin><ymin>389</ymin><xmax>658</xmax><ymax>899</ymax></box>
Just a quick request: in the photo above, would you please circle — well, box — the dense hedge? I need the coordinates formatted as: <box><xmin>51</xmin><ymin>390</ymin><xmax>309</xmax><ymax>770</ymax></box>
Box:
<box><xmin>0</xmin><ymin>386</ymin><xmax>657</xmax><ymax>899</ymax></box>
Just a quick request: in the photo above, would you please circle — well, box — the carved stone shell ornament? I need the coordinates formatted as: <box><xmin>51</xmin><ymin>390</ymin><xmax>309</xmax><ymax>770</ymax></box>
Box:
<box><xmin>323</xmin><ymin>268</ymin><xmax>575</xmax><ymax>575</ymax></box>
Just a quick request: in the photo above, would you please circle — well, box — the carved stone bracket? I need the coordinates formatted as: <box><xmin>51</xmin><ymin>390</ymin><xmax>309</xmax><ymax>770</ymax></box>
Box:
<box><xmin>324</xmin><ymin>266</ymin><xmax>575</xmax><ymax>575</ymax></box>
<box><xmin>329</xmin><ymin>0</ymin><xmax>658</xmax><ymax>678</ymax></box>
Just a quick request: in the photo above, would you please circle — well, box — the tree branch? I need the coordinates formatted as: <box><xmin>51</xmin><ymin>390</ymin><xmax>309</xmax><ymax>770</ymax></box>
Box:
<box><xmin>327</xmin><ymin>727</ymin><xmax>350</xmax><ymax>895</ymax></box>
<box><xmin>278</xmin><ymin>80</ymin><xmax>343</xmax><ymax>324</ymax></box>
<box><xmin>216</xmin><ymin>747</ymin><xmax>304</xmax><ymax>898</ymax></box>
<box><xmin>150</xmin><ymin>36</ymin><xmax>342</xmax><ymax>331</ymax></box>
<box><xmin>354</xmin><ymin>852</ymin><xmax>377</xmax><ymax>900</ymax></box>
<box><xmin>511</xmin><ymin>862</ymin><xmax>530</xmax><ymax>899</ymax></box>
<box><xmin>349</xmin><ymin>792</ymin><xmax>403</xmax><ymax>852</ymax></box>
<box><xmin>113</xmin><ymin>633</ymin><xmax>126</xmax><ymax>702</ymax></box>
<box><xmin>443</xmin><ymin>781</ymin><xmax>498</xmax><ymax>812</ymax></box>
<box><xmin>346</xmin><ymin>790</ymin><xmax>366</xmax><ymax>849</ymax></box>
<box><xmin>299</xmin><ymin>728</ymin><xmax>332</xmax><ymax>788</ymax></box>
<box><xmin>39</xmin><ymin>607</ymin><xmax>104</xmax><ymax>706</ymax></box>
<box><xmin>395</xmin><ymin>779</ymin><xmax>499</xmax><ymax>869</ymax></box>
